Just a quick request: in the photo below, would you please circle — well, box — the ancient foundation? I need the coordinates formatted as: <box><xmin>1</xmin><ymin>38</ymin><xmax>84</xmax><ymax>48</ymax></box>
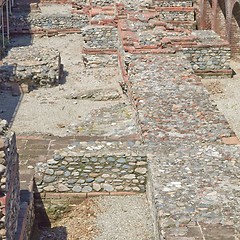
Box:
<box><xmin>0</xmin><ymin>0</ymin><xmax>239</xmax><ymax>239</ymax></box>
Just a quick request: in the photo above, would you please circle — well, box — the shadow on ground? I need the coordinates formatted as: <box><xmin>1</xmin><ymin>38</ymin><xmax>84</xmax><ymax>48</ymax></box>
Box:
<box><xmin>32</xmin><ymin>181</ymin><xmax>68</xmax><ymax>240</ymax></box>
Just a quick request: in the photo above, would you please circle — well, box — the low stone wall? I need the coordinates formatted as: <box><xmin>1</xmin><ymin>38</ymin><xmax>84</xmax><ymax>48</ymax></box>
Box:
<box><xmin>10</xmin><ymin>13</ymin><xmax>89</xmax><ymax>33</ymax></box>
<box><xmin>182</xmin><ymin>31</ymin><xmax>231</xmax><ymax>72</ymax></box>
<box><xmin>83</xmin><ymin>26</ymin><xmax>119</xmax><ymax>50</ymax></box>
<box><xmin>154</xmin><ymin>0</ymin><xmax>193</xmax><ymax>7</ymax></box>
<box><xmin>183</xmin><ymin>46</ymin><xmax>231</xmax><ymax>71</ymax></box>
<box><xmin>91</xmin><ymin>0</ymin><xmax>115</xmax><ymax>6</ymax></box>
<box><xmin>1</xmin><ymin>46</ymin><xmax>61</xmax><ymax>87</ymax></box>
<box><xmin>159</xmin><ymin>9</ymin><xmax>194</xmax><ymax>22</ymax></box>
<box><xmin>35</xmin><ymin>142</ymin><xmax>147</xmax><ymax>193</ymax></box>
<box><xmin>0</xmin><ymin>131</ymin><xmax>20</xmax><ymax>240</ymax></box>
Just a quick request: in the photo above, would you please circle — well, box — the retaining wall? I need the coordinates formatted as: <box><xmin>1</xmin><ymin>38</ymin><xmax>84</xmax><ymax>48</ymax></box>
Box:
<box><xmin>183</xmin><ymin>46</ymin><xmax>231</xmax><ymax>71</ymax></box>
<box><xmin>181</xmin><ymin>30</ymin><xmax>232</xmax><ymax>75</ymax></box>
<box><xmin>10</xmin><ymin>13</ymin><xmax>89</xmax><ymax>33</ymax></box>
<box><xmin>35</xmin><ymin>142</ymin><xmax>147</xmax><ymax>193</ymax></box>
<box><xmin>83</xmin><ymin>26</ymin><xmax>119</xmax><ymax>49</ymax></box>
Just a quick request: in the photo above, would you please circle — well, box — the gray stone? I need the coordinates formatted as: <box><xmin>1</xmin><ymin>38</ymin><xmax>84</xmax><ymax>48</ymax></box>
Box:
<box><xmin>47</xmin><ymin>159</ymin><xmax>58</xmax><ymax>165</ymax></box>
<box><xmin>107</xmin><ymin>157</ymin><xmax>115</xmax><ymax>162</ymax></box>
<box><xmin>0</xmin><ymin>164</ymin><xmax>6</xmax><ymax>174</ymax></box>
<box><xmin>123</xmin><ymin>174</ymin><xmax>136</xmax><ymax>179</ymax></box>
<box><xmin>102</xmin><ymin>183</ymin><xmax>114</xmax><ymax>192</ymax></box>
<box><xmin>58</xmin><ymin>184</ymin><xmax>70</xmax><ymax>192</ymax></box>
<box><xmin>102</xmin><ymin>174</ymin><xmax>110</xmax><ymax>178</ymax></box>
<box><xmin>72</xmin><ymin>171</ymin><xmax>79</xmax><ymax>176</ymax></box>
<box><xmin>53</xmin><ymin>154</ymin><xmax>64</xmax><ymax>161</ymax></box>
<box><xmin>55</xmin><ymin>170</ymin><xmax>64</xmax><ymax>176</ymax></box>
<box><xmin>95</xmin><ymin>177</ymin><xmax>105</xmax><ymax>183</ymax></box>
<box><xmin>82</xmin><ymin>186</ymin><xmax>92</xmax><ymax>193</ymax></box>
<box><xmin>117</xmin><ymin>158</ymin><xmax>126</xmax><ymax>163</ymax></box>
<box><xmin>77</xmin><ymin>179</ymin><xmax>85</xmax><ymax>184</ymax></box>
<box><xmin>72</xmin><ymin>185</ymin><xmax>82</xmax><ymax>193</ymax></box>
<box><xmin>45</xmin><ymin>169</ymin><xmax>54</xmax><ymax>175</ymax></box>
<box><xmin>86</xmin><ymin>178</ymin><xmax>94</xmax><ymax>183</ymax></box>
<box><xmin>64</xmin><ymin>171</ymin><xmax>71</xmax><ymax>177</ymax></box>
<box><xmin>43</xmin><ymin>185</ymin><xmax>56</xmax><ymax>192</ymax></box>
<box><xmin>43</xmin><ymin>175</ymin><xmax>56</xmax><ymax>183</ymax></box>
<box><xmin>67</xmin><ymin>178</ymin><xmax>77</xmax><ymax>184</ymax></box>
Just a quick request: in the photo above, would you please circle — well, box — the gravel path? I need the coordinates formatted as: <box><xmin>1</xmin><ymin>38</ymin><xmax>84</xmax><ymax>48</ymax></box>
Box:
<box><xmin>94</xmin><ymin>195</ymin><xmax>154</xmax><ymax>240</ymax></box>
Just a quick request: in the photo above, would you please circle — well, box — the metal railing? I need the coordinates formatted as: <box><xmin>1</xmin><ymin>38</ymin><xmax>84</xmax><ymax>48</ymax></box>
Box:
<box><xmin>0</xmin><ymin>0</ymin><xmax>13</xmax><ymax>49</ymax></box>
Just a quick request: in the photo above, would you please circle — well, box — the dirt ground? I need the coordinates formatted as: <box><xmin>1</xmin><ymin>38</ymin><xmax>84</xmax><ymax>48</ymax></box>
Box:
<box><xmin>0</xmin><ymin>34</ymin><xmax>137</xmax><ymax>137</ymax></box>
<box><xmin>202</xmin><ymin>59</ymin><xmax>240</xmax><ymax>140</ymax></box>
<box><xmin>35</xmin><ymin>194</ymin><xmax>154</xmax><ymax>240</ymax></box>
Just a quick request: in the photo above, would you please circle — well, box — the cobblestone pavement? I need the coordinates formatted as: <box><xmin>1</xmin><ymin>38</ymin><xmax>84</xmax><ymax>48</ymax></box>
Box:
<box><xmin>126</xmin><ymin>53</ymin><xmax>240</xmax><ymax>239</ymax></box>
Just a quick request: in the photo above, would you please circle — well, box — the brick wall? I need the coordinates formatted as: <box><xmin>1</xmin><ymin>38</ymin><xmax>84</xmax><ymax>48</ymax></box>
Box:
<box><xmin>230</xmin><ymin>3</ymin><xmax>240</xmax><ymax>57</ymax></box>
<box><xmin>214</xmin><ymin>3</ymin><xmax>228</xmax><ymax>41</ymax></box>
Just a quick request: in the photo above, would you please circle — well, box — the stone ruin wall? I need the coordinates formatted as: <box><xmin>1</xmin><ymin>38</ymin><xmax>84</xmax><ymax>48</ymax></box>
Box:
<box><xmin>0</xmin><ymin>0</ymin><xmax>231</xmax><ymax>91</ymax></box>
<box><xmin>0</xmin><ymin>0</ymin><xmax>237</xmax><ymax>238</ymax></box>
<box><xmin>0</xmin><ymin>125</ymin><xmax>20</xmax><ymax>240</ymax></box>
<box><xmin>10</xmin><ymin>13</ymin><xmax>89</xmax><ymax>34</ymax></box>
<box><xmin>1</xmin><ymin>46</ymin><xmax>61</xmax><ymax>88</ymax></box>
<box><xmin>0</xmin><ymin>122</ymin><xmax>19</xmax><ymax>240</ymax></box>
<box><xmin>0</xmin><ymin>121</ymin><xmax>34</xmax><ymax>240</ymax></box>
<box><xmin>35</xmin><ymin>142</ymin><xmax>147</xmax><ymax>193</ymax></box>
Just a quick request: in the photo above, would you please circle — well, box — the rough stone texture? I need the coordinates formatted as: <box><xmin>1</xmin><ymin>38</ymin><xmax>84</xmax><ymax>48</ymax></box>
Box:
<box><xmin>126</xmin><ymin>54</ymin><xmax>233</xmax><ymax>144</ymax></box>
<box><xmin>124</xmin><ymin>53</ymin><xmax>239</xmax><ymax>239</ymax></box>
<box><xmin>154</xmin><ymin>0</ymin><xmax>193</xmax><ymax>7</ymax></box>
<box><xmin>35</xmin><ymin>141</ymin><xmax>147</xmax><ymax>193</ymax></box>
<box><xmin>92</xmin><ymin>0</ymin><xmax>115</xmax><ymax>6</ymax></box>
<box><xmin>183</xmin><ymin>30</ymin><xmax>231</xmax><ymax>71</ymax></box>
<box><xmin>0</xmin><ymin>127</ymin><xmax>20</xmax><ymax>240</ymax></box>
<box><xmin>159</xmin><ymin>9</ymin><xmax>194</xmax><ymax>22</ymax></box>
<box><xmin>1</xmin><ymin>0</ymin><xmax>239</xmax><ymax>239</ymax></box>
<box><xmin>82</xmin><ymin>26</ymin><xmax>119</xmax><ymax>50</ymax></box>
<box><xmin>82</xmin><ymin>53</ymin><xmax>119</xmax><ymax>68</ymax></box>
<box><xmin>148</xmin><ymin>144</ymin><xmax>240</xmax><ymax>239</ymax></box>
<box><xmin>10</xmin><ymin>8</ymin><xmax>88</xmax><ymax>33</ymax></box>
<box><xmin>1</xmin><ymin>46</ymin><xmax>61</xmax><ymax>87</ymax></box>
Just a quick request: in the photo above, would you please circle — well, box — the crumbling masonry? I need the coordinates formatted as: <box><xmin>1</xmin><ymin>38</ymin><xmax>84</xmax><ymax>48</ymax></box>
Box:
<box><xmin>0</xmin><ymin>0</ymin><xmax>240</xmax><ymax>239</ymax></box>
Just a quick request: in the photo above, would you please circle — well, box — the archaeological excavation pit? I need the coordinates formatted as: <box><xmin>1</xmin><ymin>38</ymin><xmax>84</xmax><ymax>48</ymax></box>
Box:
<box><xmin>0</xmin><ymin>0</ymin><xmax>240</xmax><ymax>239</ymax></box>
